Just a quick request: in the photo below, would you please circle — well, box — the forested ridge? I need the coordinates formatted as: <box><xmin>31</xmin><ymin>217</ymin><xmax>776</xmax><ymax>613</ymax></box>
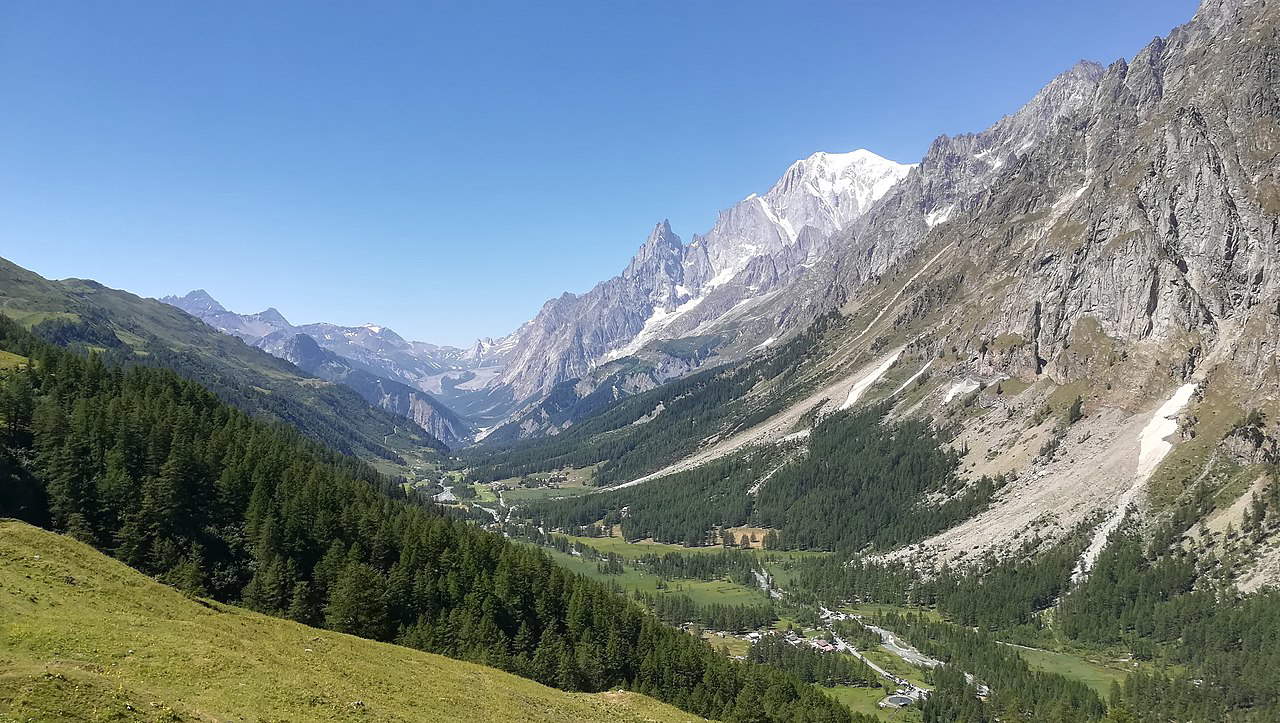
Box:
<box><xmin>0</xmin><ymin>257</ymin><xmax>442</xmax><ymax>462</ymax></box>
<box><xmin>524</xmin><ymin>405</ymin><xmax>998</xmax><ymax>552</ymax></box>
<box><xmin>0</xmin><ymin>315</ymin><xmax>864</xmax><ymax>723</ymax></box>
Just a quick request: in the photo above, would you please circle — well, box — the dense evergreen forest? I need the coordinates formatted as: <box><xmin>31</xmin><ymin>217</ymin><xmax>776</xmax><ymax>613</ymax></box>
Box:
<box><xmin>876</xmin><ymin>612</ymin><xmax>1106</xmax><ymax>722</ymax></box>
<box><xmin>524</xmin><ymin>405</ymin><xmax>998</xmax><ymax>552</ymax></box>
<box><xmin>0</xmin><ymin>315</ymin><xmax>865</xmax><ymax>723</ymax></box>
<box><xmin>784</xmin><ymin>518</ymin><xmax>1280</xmax><ymax>721</ymax></box>
<box><xmin>747</xmin><ymin>634</ymin><xmax>879</xmax><ymax>688</ymax></box>
<box><xmin>752</xmin><ymin>406</ymin><xmax>999</xmax><ymax>551</ymax></box>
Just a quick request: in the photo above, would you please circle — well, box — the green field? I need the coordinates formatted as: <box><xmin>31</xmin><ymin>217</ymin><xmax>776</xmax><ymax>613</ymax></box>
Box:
<box><xmin>701</xmin><ymin>630</ymin><xmax>750</xmax><ymax>657</ymax></box>
<box><xmin>1010</xmin><ymin>645</ymin><xmax>1127</xmax><ymax>697</ymax></box>
<box><xmin>861</xmin><ymin>649</ymin><xmax>931</xmax><ymax>689</ymax></box>
<box><xmin>501</xmin><ymin>483</ymin><xmax>596</xmax><ymax>504</ymax></box>
<box><xmin>0</xmin><ymin>308</ymin><xmax>78</xmax><ymax>327</ymax></box>
<box><xmin>0</xmin><ymin>520</ymin><xmax>700</xmax><ymax>722</ymax></box>
<box><xmin>541</xmin><ymin>548</ymin><xmax>767</xmax><ymax>607</ymax></box>
<box><xmin>826</xmin><ymin>685</ymin><xmax>921</xmax><ymax>721</ymax></box>
<box><xmin>566</xmin><ymin>535</ymin><xmax>728</xmax><ymax>558</ymax></box>
<box><xmin>490</xmin><ymin>466</ymin><xmax>600</xmax><ymax>505</ymax></box>
<box><xmin>0</xmin><ymin>351</ymin><xmax>27</xmax><ymax>370</ymax></box>
<box><xmin>842</xmin><ymin>603</ymin><xmax>943</xmax><ymax>623</ymax></box>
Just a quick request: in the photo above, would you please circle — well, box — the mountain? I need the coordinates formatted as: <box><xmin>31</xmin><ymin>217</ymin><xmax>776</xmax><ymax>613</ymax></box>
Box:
<box><xmin>263</xmin><ymin>331</ymin><xmax>474</xmax><ymax>447</ymax></box>
<box><xmin>478</xmin><ymin>61</ymin><xmax>1117</xmax><ymax>442</ymax></box>
<box><xmin>161</xmin><ymin>289</ymin><xmax>295</xmax><ymax>341</ymax></box>
<box><xmin>0</xmin><ymin>520</ymin><xmax>701</xmax><ymax>723</ymax></box>
<box><xmin>474</xmin><ymin>0</ymin><xmax>1280</xmax><ymax>585</ymax></box>
<box><xmin>163</xmin><ymin>290</ymin><xmax>481</xmax><ymax>445</ymax></box>
<box><xmin>471</xmin><ymin>150</ymin><xmax>913</xmax><ymax>438</ymax></box>
<box><xmin>475</xmin><ymin>60</ymin><xmax>1144</xmax><ymax>442</ymax></box>
<box><xmin>0</xmin><ymin>257</ymin><xmax>445</xmax><ymax>462</ymax></box>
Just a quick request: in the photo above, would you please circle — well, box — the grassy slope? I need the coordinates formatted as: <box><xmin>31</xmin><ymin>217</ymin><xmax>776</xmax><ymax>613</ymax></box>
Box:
<box><xmin>0</xmin><ymin>520</ymin><xmax>702</xmax><ymax>723</ymax></box>
<box><xmin>1010</xmin><ymin>646</ymin><xmax>1126</xmax><ymax>698</ymax></box>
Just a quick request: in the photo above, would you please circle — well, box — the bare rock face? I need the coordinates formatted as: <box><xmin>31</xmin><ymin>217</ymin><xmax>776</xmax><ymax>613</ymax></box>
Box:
<box><xmin>268</xmin><ymin>333</ymin><xmax>473</xmax><ymax>448</ymax></box>
<box><xmin>835</xmin><ymin>0</ymin><xmax>1280</xmax><ymax>566</ymax></box>
<box><xmin>486</xmin><ymin>151</ymin><xmax>915</xmax><ymax>414</ymax></box>
<box><xmin>161</xmin><ymin>292</ymin><xmax>476</xmax><ymax>447</ymax></box>
<box><xmin>929</xmin><ymin>0</ymin><xmax>1280</xmax><ymax>391</ymax></box>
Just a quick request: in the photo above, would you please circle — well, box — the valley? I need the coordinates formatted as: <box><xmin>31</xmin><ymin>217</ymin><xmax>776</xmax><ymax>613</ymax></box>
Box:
<box><xmin>3</xmin><ymin>0</ymin><xmax>1280</xmax><ymax>720</ymax></box>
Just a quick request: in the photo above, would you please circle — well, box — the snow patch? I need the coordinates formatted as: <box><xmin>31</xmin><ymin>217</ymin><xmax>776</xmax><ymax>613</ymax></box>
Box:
<box><xmin>840</xmin><ymin>350</ymin><xmax>902</xmax><ymax>410</ymax></box>
<box><xmin>1072</xmin><ymin>383</ymin><xmax>1197</xmax><ymax>582</ymax></box>
<box><xmin>747</xmin><ymin>460</ymin><xmax>790</xmax><ymax>496</ymax></box>
<box><xmin>943</xmin><ymin>378</ymin><xmax>980</xmax><ymax>404</ymax></box>
<box><xmin>600</xmin><ymin>295</ymin><xmax>706</xmax><ymax>363</ymax></box>
<box><xmin>756</xmin><ymin>196</ymin><xmax>798</xmax><ymax>244</ymax></box>
<box><xmin>755</xmin><ymin>336</ymin><xmax>777</xmax><ymax>351</ymax></box>
<box><xmin>925</xmin><ymin>205</ymin><xmax>955</xmax><ymax>228</ymax></box>
<box><xmin>892</xmin><ymin>360</ymin><xmax>933</xmax><ymax>396</ymax></box>
<box><xmin>630</xmin><ymin>402</ymin><xmax>666</xmax><ymax>426</ymax></box>
<box><xmin>1136</xmin><ymin>383</ymin><xmax>1198</xmax><ymax>479</ymax></box>
<box><xmin>1050</xmin><ymin>184</ymin><xmax>1088</xmax><ymax>222</ymax></box>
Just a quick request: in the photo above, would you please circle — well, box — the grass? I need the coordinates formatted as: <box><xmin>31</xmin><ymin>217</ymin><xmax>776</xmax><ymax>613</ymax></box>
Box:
<box><xmin>541</xmin><ymin>548</ymin><xmax>766</xmax><ymax>608</ymax></box>
<box><xmin>825</xmin><ymin>685</ymin><xmax>921</xmax><ymax>721</ymax></box>
<box><xmin>1149</xmin><ymin>371</ymin><xmax>1251</xmax><ymax>506</ymax></box>
<box><xmin>861</xmin><ymin>649</ymin><xmax>931</xmax><ymax>689</ymax></box>
<box><xmin>470</xmin><ymin>483</ymin><xmax>500</xmax><ymax>503</ymax></box>
<box><xmin>0</xmin><ymin>309</ymin><xmax>78</xmax><ymax>328</ymax></box>
<box><xmin>841</xmin><ymin>603</ymin><xmax>942</xmax><ymax>623</ymax></box>
<box><xmin>700</xmin><ymin>631</ymin><xmax>749</xmax><ymax>658</ymax></box>
<box><xmin>502</xmin><ymin>484</ymin><xmax>596</xmax><ymax>504</ymax></box>
<box><xmin>1009</xmin><ymin>645</ymin><xmax>1126</xmax><ymax>698</ymax></box>
<box><xmin>0</xmin><ymin>351</ymin><xmax>27</xmax><ymax>370</ymax></box>
<box><xmin>0</xmin><ymin>520</ymin><xmax>701</xmax><ymax>722</ymax></box>
<box><xmin>566</xmin><ymin>535</ymin><xmax>728</xmax><ymax>559</ymax></box>
<box><xmin>498</xmin><ymin>466</ymin><xmax>598</xmax><ymax>504</ymax></box>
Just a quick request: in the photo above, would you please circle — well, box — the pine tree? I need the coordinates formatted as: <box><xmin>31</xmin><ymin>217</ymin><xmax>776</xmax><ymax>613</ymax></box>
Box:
<box><xmin>325</xmin><ymin>561</ymin><xmax>389</xmax><ymax>640</ymax></box>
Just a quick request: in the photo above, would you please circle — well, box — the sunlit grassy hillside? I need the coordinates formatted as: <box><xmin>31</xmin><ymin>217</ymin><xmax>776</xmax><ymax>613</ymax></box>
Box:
<box><xmin>0</xmin><ymin>520</ymin><xmax>702</xmax><ymax>722</ymax></box>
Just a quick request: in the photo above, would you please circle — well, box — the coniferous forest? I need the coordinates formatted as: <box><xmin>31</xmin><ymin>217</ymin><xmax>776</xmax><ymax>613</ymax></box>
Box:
<box><xmin>0</xmin><ymin>315</ymin><xmax>862</xmax><ymax>723</ymax></box>
<box><xmin>523</xmin><ymin>404</ymin><xmax>998</xmax><ymax>552</ymax></box>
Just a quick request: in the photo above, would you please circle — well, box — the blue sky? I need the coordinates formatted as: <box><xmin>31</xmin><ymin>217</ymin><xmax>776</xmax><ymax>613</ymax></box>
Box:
<box><xmin>1</xmin><ymin>0</ymin><xmax>1198</xmax><ymax>346</ymax></box>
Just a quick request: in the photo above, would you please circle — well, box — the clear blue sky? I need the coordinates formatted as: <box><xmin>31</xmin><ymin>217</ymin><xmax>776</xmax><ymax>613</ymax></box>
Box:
<box><xmin>1</xmin><ymin>0</ymin><xmax>1198</xmax><ymax>346</ymax></box>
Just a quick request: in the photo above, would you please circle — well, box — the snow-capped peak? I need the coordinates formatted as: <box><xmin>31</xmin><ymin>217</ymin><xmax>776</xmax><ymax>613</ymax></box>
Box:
<box><xmin>772</xmin><ymin>149</ymin><xmax>914</xmax><ymax>215</ymax></box>
<box><xmin>360</xmin><ymin>323</ymin><xmax>384</xmax><ymax>334</ymax></box>
<box><xmin>689</xmin><ymin>147</ymin><xmax>914</xmax><ymax>297</ymax></box>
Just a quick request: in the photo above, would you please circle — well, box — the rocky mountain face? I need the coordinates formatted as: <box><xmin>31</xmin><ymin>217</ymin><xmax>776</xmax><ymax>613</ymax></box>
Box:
<box><xmin>813</xmin><ymin>0</ymin><xmax>1280</xmax><ymax>581</ymax></box>
<box><xmin>478</xmin><ymin>0</ymin><xmax>1280</xmax><ymax>588</ymax></box>
<box><xmin>896</xmin><ymin>0</ymin><xmax>1279</xmax><ymax>396</ymax></box>
<box><xmin>610</xmin><ymin>0</ymin><xmax>1280</xmax><ymax>577</ymax></box>
<box><xmin>161</xmin><ymin>291</ymin><xmax>479</xmax><ymax>446</ymax></box>
<box><xmin>267</xmin><ymin>333</ymin><xmax>473</xmax><ymax>447</ymax></box>
<box><xmin>478</xmin><ymin>150</ymin><xmax>915</xmax><ymax>436</ymax></box>
<box><xmin>161</xmin><ymin>290</ymin><xmax>294</xmax><ymax>342</ymax></box>
<box><xmin>477</xmin><ymin>62</ymin><xmax>1121</xmax><ymax>440</ymax></box>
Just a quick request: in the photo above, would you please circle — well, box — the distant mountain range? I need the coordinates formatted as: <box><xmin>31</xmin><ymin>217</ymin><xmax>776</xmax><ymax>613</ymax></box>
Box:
<box><xmin>0</xmin><ymin>257</ymin><xmax>446</xmax><ymax>461</ymax></box>
<box><xmin>161</xmin><ymin>290</ymin><xmax>484</xmax><ymax>446</ymax></box>
<box><xmin>158</xmin><ymin>0</ymin><xmax>1279</xmax><ymax>476</ymax></box>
